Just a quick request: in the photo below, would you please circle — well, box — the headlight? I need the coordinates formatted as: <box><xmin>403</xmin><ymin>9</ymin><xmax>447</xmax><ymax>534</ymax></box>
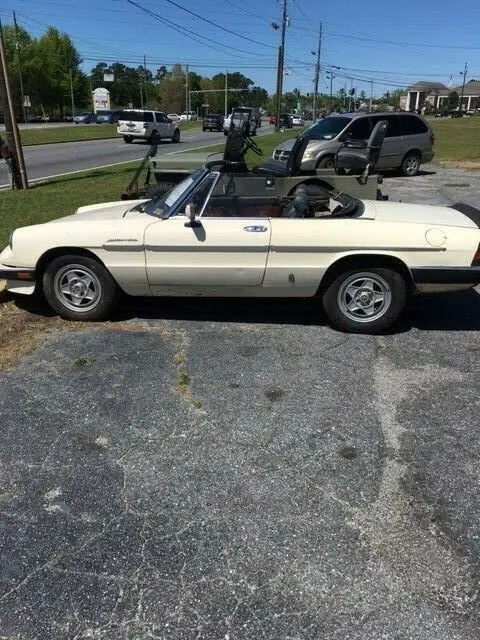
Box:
<box><xmin>304</xmin><ymin>148</ymin><xmax>317</xmax><ymax>160</ymax></box>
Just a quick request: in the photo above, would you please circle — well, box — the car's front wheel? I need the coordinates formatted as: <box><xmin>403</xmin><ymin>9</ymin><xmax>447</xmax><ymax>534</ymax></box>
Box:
<box><xmin>400</xmin><ymin>152</ymin><xmax>420</xmax><ymax>176</ymax></box>
<box><xmin>316</xmin><ymin>156</ymin><xmax>335</xmax><ymax>169</ymax></box>
<box><xmin>43</xmin><ymin>255</ymin><xmax>119</xmax><ymax>321</ymax></box>
<box><xmin>322</xmin><ymin>267</ymin><xmax>406</xmax><ymax>334</ymax></box>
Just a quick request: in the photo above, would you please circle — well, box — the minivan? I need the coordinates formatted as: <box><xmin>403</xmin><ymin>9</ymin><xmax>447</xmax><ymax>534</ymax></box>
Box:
<box><xmin>273</xmin><ymin>112</ymin><xmax>434</xmax><ymax>176</ymax></box>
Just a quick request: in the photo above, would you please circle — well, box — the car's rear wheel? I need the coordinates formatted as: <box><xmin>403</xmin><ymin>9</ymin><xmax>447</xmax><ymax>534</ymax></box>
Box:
<box><xmin>400</xmin><ymin>152</ymin><xmax>420</xmax><ymax>177</ymax></box>
<box><xmin>43</xmin><ymin>255</ymin><xmax>119</xmax><ymax>321</ymax></box>
<box><xmin>322</xmin><ymin>267</ymin><xmax>406</xmax><ymax>334</ymax></box>
<box><xmin>317</xmin><ymin>156</ymin><xmax>335</xmax><ymax>169</ymax></box>
<box><xmin>171</xmin><ymin>129</ymin><xmax>180</xmax><ymax>143</ymax></box>
<box><xmin>150</xmin><ymin>130</ymin><xmax>161</xmax><ymax>144</ymax></box>
<box><xmin>123</xmin><ymin>135</ymin><xmax>133</xmax><ymax>143</ymax></box>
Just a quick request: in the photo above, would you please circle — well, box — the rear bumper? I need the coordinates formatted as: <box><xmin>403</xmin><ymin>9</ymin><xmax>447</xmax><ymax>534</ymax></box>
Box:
<box><xmin>412</xmin><ymin>267</ymin><xmax>480</xmax><ymax>292</ymax></box>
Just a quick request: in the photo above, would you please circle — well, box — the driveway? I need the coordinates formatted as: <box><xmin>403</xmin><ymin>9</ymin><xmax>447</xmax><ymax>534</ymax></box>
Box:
<box><xmin>0</xmin><ymin>164</ymin><xmax>479</xmax><ymax>639</ymax></box>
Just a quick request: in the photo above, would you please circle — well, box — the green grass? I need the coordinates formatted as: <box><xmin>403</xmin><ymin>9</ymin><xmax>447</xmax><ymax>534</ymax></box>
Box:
<box><xmin>19</xmin><ymin>120</ymin><xmax>201</xmax><ymax>146</ymax></box>
<box><xmin>429</xmin><ymin>116</ymin><xmax>480</xmax><ymax>166</ymax></box>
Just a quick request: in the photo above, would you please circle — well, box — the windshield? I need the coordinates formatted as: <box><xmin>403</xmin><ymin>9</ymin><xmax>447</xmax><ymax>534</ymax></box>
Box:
<box><xmin>302</xmin><ymin>116</ymin><xmax>351</xmax><ymax>141</ymax></box>
<box><xmin>137</xmin><ymin>169</ymin><xmax>208</xmax><ymax>218</ymax></box>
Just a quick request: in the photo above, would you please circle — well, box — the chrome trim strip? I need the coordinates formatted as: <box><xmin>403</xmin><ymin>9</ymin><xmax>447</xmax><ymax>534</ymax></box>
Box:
<box><xmin>145</xmin><ymin>245</ymin><xmax>267</xmax><ymax>253</ymax></box>
<box><xmin>270</xmin><ymin>246</ymin><xmax>448</xmax><ymax>253</ymax></box>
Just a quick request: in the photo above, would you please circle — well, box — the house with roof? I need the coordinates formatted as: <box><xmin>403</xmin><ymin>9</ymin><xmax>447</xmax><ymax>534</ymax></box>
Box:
<box><xmin>401</xmin><ymin>80</ymin><xmax>480</xmax><ymax>112</ymax></box>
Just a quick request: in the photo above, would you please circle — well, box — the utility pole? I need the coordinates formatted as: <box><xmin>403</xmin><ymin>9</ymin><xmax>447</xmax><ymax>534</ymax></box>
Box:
<box><xmin>459</xmin><ymin>61</ymin><xmax>468</xmax><ymax>112</ymax></box>
<box><xmin>144</xmin><ymin>54</ymin><xmax>148</xmax><ymax>106</ymax></box>
<box><xmin>185</xmin><ymin>63</ymin><xmax>189</xmax><ymax>114</ymax></box>
<box><xmin>369</xmin><ymin>79</ymin><xmax>373</xmax><ymax>112</ymax></box>
<box><xmin>225</xmin><ymin>69</ymin><xmax>228</xmax><ymax>117</ymax></box>
<box><xmin>12</xmin><ymin>12</ymin><xmax>27</xmax><ymax>124</ymax></box>
<box><xmin>0</xmin><ymin>19</ymin><xmax>27</xmax><ymax>189</ymax></box>
<box><xmin>274</xmin><ymin>0</ymin><xmax>288</xmax><ymax>130</ymax></box>
<box><xmin>69</xmin><ymin>69</ymin><xmax>75</xmax><ymax>118</ymax></box>
<box><xmin>312</xmin><ymin>22</ymin><xmax>322</xmax><ymax>121</ymax></box>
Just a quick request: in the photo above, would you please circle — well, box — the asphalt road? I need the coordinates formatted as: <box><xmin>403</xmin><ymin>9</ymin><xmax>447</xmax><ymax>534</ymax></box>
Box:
<box><xmin>0</xmin><ymin>125</ymin><xmax>274</xmax><ymax>188</ymax></box>
<box><xmin>0</xmin><ymin>166</ymin><xmax>479</xmax><ymax>639</ymax></box>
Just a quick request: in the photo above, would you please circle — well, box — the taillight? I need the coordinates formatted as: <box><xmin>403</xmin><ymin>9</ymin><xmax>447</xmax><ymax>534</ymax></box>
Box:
<box><xmin>430</xmin><ymin>134</ymin><xmax>435</xmax><ymax>145</ymax></box>
<box><xmin>472</xmin><ymin>243</ymin><xmax>480</xmax><ymax>266</ymax></box>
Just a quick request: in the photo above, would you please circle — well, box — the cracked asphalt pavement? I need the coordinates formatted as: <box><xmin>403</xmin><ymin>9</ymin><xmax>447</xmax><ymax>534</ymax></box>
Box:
<box><xmin>0</xmin><ymin>164</ymin><xmax>480</xmax><ymax>639</ymax></box>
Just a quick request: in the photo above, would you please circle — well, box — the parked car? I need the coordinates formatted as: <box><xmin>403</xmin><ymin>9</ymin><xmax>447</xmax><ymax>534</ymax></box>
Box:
<box><xmin>273</xmin><ymin>111</ymin><xmax>434</xmax><ymax>176</ymax></box>
<box><xmin>95</xmin><ymin>111</ymin><xmax>121</xmax><ymax>124</ymax></box>
<box><xmin>73</xmin><ymin>112</ymin><xmax>96</xmax><ymax>124</ymax></box>
<box><xmin>466</xmin><ymin>109</ymin><xmax>477</xmax><ymax>116</ymax></box>
<box><xmin>167</xmin><ymin>113</ymin><xmax>180</xmax><ymax>121</ymax></box>
<box><xmin>223</xmin><ymin>107</ymin><xmax>260</xmax><ymax>136</ymax></box>
<box><xmin>202</xmin><ymin>114</ymin><xmax>224</xmax><ymax>131</ymax></box>
<box><xmin>269</xmin><ymin>115</ymin><xmax>276</xmax><ymax>125</ymax></box>
<box><xmin>434</xmin><ymin>110</ymin><xmax>449</xmax><ymax>118</ymax></box>
<box><xmin>117</xmin><ymin>109</ymin><xmax>180</xmax><ymax>144</ymax></box>
<box><xmin>292</xmin><ymin>115</ymin><xmax>305</xmax><ymax>126</ymax></box>
<box><xmin>179</xmin><ymin>112</ymin><xmax>198</xmax><ymax>121</ymax></box>
<box><xmin>2</xmin><ymin>167</ymin><xmax>479</xmax><ymax>334</ymax></box>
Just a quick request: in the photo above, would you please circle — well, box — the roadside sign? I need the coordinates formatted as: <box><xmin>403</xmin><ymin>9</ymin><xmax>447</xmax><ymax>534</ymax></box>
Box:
<box><xmin>23</xmin><ymin>95</ymin><xmax>31</xmax><ymax>108</ymax></box>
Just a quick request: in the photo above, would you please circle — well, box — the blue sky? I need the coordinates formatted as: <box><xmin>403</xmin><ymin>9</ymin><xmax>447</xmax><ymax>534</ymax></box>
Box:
<box><xmin>1</xmin><ymin>0</ymin><xmax>479</xmax><ymax>98</ymax></box>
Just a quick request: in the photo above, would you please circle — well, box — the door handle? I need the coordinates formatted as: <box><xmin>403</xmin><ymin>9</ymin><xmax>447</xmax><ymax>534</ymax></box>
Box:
<box><xmin>243</xmin><ymin>225</ymin><xmax>268</xmax><ymax>232</ymax></box>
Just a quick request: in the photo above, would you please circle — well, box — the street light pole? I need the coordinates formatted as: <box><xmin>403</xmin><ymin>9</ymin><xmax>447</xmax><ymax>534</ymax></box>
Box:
<box><xmin>225</xmin><ymin>69</ymin><xmax>228</xmax><ymax>117</ymax></box>
<box><xmin>274</xmin><ymin>0</ymin><xmax>288</xmax><ymax>131</ymax></box>
<box><xmin>459</xmin><ymin>61</ymin><xmax>468</xmax><ymax>112</ymax></box>
<box><xmin>312</xmin><ymin>22</ymin><xmax>322</xmax><ymax>121</ymax></box>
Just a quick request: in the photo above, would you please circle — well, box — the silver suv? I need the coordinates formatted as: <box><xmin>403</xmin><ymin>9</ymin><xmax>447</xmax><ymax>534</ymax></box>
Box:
<box><xmin>117</xmin><ymin>109</ymin><xmax>180</xmax><ymax>144</ymax></box>
<box><xmin>273</xmin><ymin>112</ymin><xmax>434</xmax><ymax>176</ymax></box>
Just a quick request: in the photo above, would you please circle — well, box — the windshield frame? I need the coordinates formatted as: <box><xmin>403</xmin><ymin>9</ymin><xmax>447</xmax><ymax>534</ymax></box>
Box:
<box><xmin>136</xmin><ymin>168</ymin><xmax>214</xmax><ymax>219</ymax></box>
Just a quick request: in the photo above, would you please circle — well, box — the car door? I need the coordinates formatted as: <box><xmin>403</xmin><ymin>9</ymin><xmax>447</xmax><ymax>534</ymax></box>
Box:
<box><xmin>144</xmin><ymin>172</ymin><xmax>271</xmax><ymax>292</ymax></box>
<box><xmin>155</xmin><ymin>112</ymin><xmax>171</xmax><ymax>137</ymax></box>
<box><xmin>370</xmin><ymin>114</ymin><xmax>405</xmax><ymax>170</ymax></box>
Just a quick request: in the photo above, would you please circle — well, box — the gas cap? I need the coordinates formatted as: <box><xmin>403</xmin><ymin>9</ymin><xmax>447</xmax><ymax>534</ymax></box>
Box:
<box><xmin>425</xmin><ymin>228</ymin><xmax>447</xmax><ymax>247</ymax></box>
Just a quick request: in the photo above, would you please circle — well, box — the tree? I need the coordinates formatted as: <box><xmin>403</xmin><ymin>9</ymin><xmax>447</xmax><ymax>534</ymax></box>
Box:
<box><xmin>447</xmin><ymin>90</ymin><xmax>459</xmax><ymax>111</ymax></box>
<box><xmin>158</xmin><ymin>64</ymin><xmax>186</xmax><ymax>113</ymax></box>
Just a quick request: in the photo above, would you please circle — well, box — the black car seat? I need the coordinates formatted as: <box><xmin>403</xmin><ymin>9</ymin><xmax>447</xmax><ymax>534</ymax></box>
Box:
<box><xmin>334</xmin><ymin>119</ymin><xmax>388</xmax><ymax>177</ymax></box>
<box><xmin>251</xmin><ymin>136</ymin><xmax>311</xmax><ymax>177</ymax></box>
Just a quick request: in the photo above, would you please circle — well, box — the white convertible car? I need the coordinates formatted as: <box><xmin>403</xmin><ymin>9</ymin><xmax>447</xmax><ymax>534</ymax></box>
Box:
<box><xmin>1</xmin><ymin>168</ymin><xmax>479</xmax><ymax>333</ymax></box>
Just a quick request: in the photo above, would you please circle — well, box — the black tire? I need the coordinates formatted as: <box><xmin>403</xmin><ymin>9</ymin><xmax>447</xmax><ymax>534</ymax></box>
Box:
<box><xmin>400</xmin><ymin>152</ymin><xmax>420</xmax><ymax>177</ymax></box>
<box><xmin>42</xmin><ymin>255</ymin><xmax>119</xmax><ymax>321</ymax></box>
<box><xmin>202</xmin><ymin>127</ymin><xmax>206</xmax><ymax>132</ymax></box>
<box><xmin>171</xmin><ymin>128</ymin><xmax>180</xmax><ymax>143</ymax></box>
<box><xmin>322</xmin><ymin>267</ymin><xmax>406</xmax><ymax>334</ymax></box>
<box><xmin>123</xmin><ymin>135</ymin><xmax>133</xmax><ymax>143</ymax></box>
<box><xmin>317</xmin><ymin>156</ymin><xmax>335</xmax><ymax>169</ymax></box>
<box><xmin>150</xmin><ymin>130</ymin><xmax>161</xmax><ymax>144</ymax></box>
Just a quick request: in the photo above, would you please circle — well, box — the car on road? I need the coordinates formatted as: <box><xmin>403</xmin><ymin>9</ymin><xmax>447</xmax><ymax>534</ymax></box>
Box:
<box><xmin>167</xmin><ymin>113</ymin><xmax>180</xmax><ymax>121</ymax></box>
<box><xmin>73</xmin><ymin>112</ymin><xmax>97</xmax><ymax>124</ymax></box>
<box><xmin>180</xmin><ymin>112</ymin><xmax>198</xmax><ymax>121</ymax></box>
<box><xmin>292</xmin><ymin>115</ymin><xmax>305</xmax><ymax>126</ymax></box>
<box><xmin>95</xmin><ymin>111</ymin><xmax>121</xmax><ymax>124</ymax></box>
<box><xmin>273</xmin><ymin>112</ymin><xmax>434</xmax><ymax>176</ymax></box>
<box><xmin>268</xmin><ymin>114</ymin><xmax>293</xmax><ymax>128</ymax></box>
<box><xmin>117</xmin><ymin>109</ymin><xmax>181</xmax><ymax>144</ymax></box>
<box><xmin>2</xmin><ymin>167</ymin><xmax>479</xmax><ymax>334</ymax></box>
<box><xmin>202</xmin><ymin>114</ymin><xmax>224</xmax><ymax>131</ymax></box>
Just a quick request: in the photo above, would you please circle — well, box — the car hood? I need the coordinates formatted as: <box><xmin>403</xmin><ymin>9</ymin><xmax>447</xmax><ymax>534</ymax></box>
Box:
<box><xmin>275</xmin><ymin>138</ymin><xmax>296</xmax><ymax>152</ymax></box>
<box><xmin>48</xmin><ymin>200</ymin><xmax>150</xmax><ymax>223</ymax></box>
<box><xmin>371</xmin><ymin>200</ymin><xmax>478</xmax><ymax>228</ymax></box>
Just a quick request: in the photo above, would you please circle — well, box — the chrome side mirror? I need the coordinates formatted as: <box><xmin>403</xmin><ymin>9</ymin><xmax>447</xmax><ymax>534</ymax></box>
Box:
<box><xmin>184</xmin><ymin>203</ymin><xmax>201</xmax><ymax>228</ymax></box>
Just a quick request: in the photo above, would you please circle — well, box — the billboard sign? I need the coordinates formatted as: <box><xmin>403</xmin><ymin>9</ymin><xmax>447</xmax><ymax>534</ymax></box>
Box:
<box><xmin>92</xmin><ymin>87</ymin><xmax>110</xmax><ymax>112</ymax></box>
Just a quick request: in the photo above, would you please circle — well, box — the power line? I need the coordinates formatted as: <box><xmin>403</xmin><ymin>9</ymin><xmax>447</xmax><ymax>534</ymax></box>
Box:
<box><xmin>158</xmin><ymin>0</ymin><xmax>276</xmax><ymax>49</ymax></box>
<box><xmin>123</xmin><ymin>0</ymin><xmax>264</xmax><ymax>58</ymax></box>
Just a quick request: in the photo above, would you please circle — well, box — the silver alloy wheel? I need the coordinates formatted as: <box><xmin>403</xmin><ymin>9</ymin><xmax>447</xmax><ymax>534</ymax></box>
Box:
<box><xmin>403</xmin><ymin>154</ymin><xmax>420</xmax><ymax>175</ymax></box>
<box><xmin>337</xmin><ymin>272</ymin><xmax>392</xmax><ymax>323</ymax></box>
<box><xmin>53</xmin><ymin>264</ymin><xmax>102</xmax><ymax>313</ymax></box>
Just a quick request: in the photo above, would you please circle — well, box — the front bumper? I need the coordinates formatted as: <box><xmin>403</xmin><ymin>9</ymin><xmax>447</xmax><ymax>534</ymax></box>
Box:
<box><xmin>0</xmin><ymin>264</ymin><xmax>35</xmax><ymax>282</ymax></box>
<box><xmin>412</xmin><ymin>267</ymin><xmax>480</xmax><ymax>292</ymax></box>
